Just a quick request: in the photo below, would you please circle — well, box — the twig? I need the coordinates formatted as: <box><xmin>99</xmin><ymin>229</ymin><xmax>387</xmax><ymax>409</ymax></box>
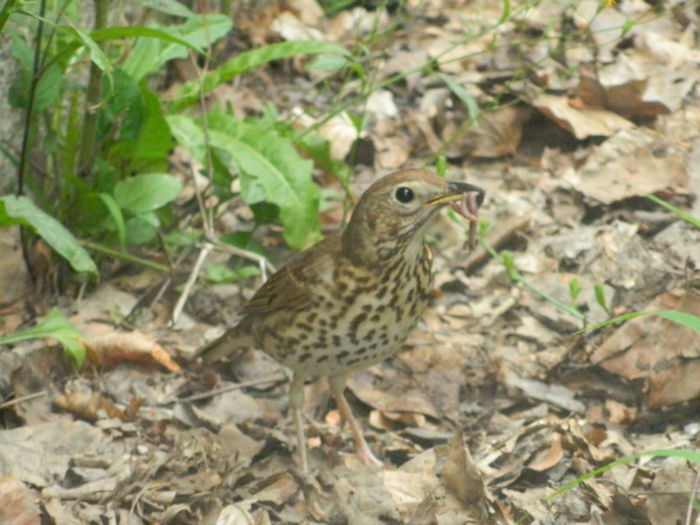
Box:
<box><xmin>176</xmin><ymin>373</ymin><xmax>287</xmax><ymax>403</ymax></box>
<box><xmin>685</xmin><ymin>466</ymin><xmax>700</xmax><ymax>525</ymax></box>
<box><xmin>0</xmin><ymin>390</ymin><xmax>47</xmax><ymax>410</ymax></box>
<box><xmin>79</xmin><ymin>241</ymin><xmax>169</xmax><ymax>273</ymax></box>
<box><xmin>210</xmin><ymin>240</ymin><xmax>276</xmax><ymax>282</ymax></box>
<box><xmin>171</xmin><ymin>241</ymin><xmax>213</xmax><ymax>324</ymax></box>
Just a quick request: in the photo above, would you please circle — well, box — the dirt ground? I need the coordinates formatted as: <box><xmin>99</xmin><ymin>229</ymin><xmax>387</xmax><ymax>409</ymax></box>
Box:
<box><xmin>1</xmin><ymin>0</ymin><xmax>700</xmax><ymax>523</ymax></box>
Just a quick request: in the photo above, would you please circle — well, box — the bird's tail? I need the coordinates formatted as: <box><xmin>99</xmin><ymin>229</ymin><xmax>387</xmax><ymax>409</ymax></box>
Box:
<box><xmin>195</xmin><ymin>318</ymin><xmax>255</xmax><ymax>364</ymax></box>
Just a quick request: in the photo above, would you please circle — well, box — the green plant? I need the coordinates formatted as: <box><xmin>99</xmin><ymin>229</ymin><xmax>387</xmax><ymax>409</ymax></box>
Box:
<box><xmin>1</xmin><ymin>1</ymin><xmax>353</xmax><ymax>277</ymax></box>
<box><xmin>547</xmin><ymin>449</ymin><xmax>700</xmax><ymax>521</ymax></box>
<box><xmin>0</xmin><ymin>308</ymin><xmax>86</xmax><ymax>365</ymax></box>
<box><xmin>478</xmin><ymin>220</ymin><xmax>589</xmax><ymax>323</ymax></box>
<box><xmin>513</xmin><ymin>448</ymin><xmax>700</xmax><ymax>524</ymax></box>
<box><xmin>476</xmin><ymin>191</ymin><xmax>700</xmax><ymax>336</ymax></box>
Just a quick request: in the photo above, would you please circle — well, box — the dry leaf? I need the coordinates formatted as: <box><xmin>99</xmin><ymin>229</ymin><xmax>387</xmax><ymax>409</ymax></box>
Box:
<box><xmin>89</xmin><ymin>332</ymin><xmax>181</xmax><ymax>372</ymax></box>
<box><xmin>53</xmin><ymin>392</ymin><xmax>144</xmax><ymax>422</ymax></box>
<box><xmin>0</xmin><ymin>476</ymin><xmax>40</xmax><ymax>525</ymax></box>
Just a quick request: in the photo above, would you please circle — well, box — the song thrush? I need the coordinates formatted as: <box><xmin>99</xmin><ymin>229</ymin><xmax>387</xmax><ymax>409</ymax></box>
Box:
<box><xmin>199</xmin><ymin>169</ymin><xmax>484</xmax><ymax>474</ymax></box>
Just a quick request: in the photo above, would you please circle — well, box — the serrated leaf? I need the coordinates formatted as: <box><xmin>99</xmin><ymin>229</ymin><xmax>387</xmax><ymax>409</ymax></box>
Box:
<box><xmin>0</xmin><ymin>195</ymin><xmax>97</xmax><ymax>275</ymax></box>
<box><xmin>114</xmin><ymin>174</ymin><xmax>183</xmax><ymax>214</ymax></box>
<box><xmin>166</xmin><ymin>114</ymin><xmax>207</xmax><ymax>158</ymax></box>
<box><xmin>206</xmin><ymin>112</ymin><xmax>320</xmax><ymax>249</ymax></box>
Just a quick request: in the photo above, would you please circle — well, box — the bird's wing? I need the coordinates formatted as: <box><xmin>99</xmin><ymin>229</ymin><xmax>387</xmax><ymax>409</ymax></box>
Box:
<box><xmin>197</xmin><ymin>233</ymin><xmax>341</xmax><ymax>364</ymax></box>
<box><xmin>245</xmin><ymin>233</ymin><xmax>341</xmax><ymax>315</ymax></box>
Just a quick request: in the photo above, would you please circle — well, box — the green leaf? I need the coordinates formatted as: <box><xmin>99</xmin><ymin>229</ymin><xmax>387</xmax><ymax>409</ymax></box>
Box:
<box><xmin>168</xmin><ymin>113</ymin><xmax>321</xmax><ymax>249</ymax></box>
<box><xmin>0</xmin><ymin>308</ymin><xmax>86</xmax><ymax>366</ymax></box>
<box><xmin>123</xmin><ymin>14</ymin><xmax>231</xmax><ymax>80</ymax></box>
<box><xmin>544</xmin><ymin>449</ymin><xmax>700</xmax><ymax>504</ymax></box>
<box><xmin>172</xmin><ymin>40</ymin><xmax>350</xmax><ymax>109</ymax></box>
<box><xmin>15</xmin><ymin>10</ymin><xmax>113</xmax><ymax>92</ymax></box>
<box><xmin>0</xmin><ymin>195</ymin><xmax>97</xmax><ymax>276</ymax></box>
<box><xmin>305</xmin><ymin>53</ymin><xmax>350</xmax><ymax>72</ymax></box>
<box><xmin>594</xmin><ymin>283</ymin><xmax>608</xmax><ymax>313</ymax></box>
<box><xmin>576</xmin><ymin>310</ymin><xmax>700</xmax><ymax>336</ymax></box>
<box><xmin>98</xmin><ymin>67</ymin><xmax>142</xmax><ymax>141</ymax></box>
<box><xmin>295</xmin><ymin>130</ymin><xmax>351</xmax><ymax>188</ymax></box>
<box><xmin>98</xmin><ymin>192</ymin><xmax>126</xmax><ymax>247</ymax></box>
<box><xmin>205</xmin><ymin>112</ymin><xmax>320</xmax><ymax>249</ymax></box>
<box><xmin>569</xmin><ymin>277</ymin><xmax>582</xmax><ymax>302</ymax></box>
<box><xmin>645</xmin><ymin>193</ymin><xmax>700</xmax><ymax>230</ymax></box>
<box><xmin>8</xmin><ymin>62</ymin><xmax>63</xmax><ymax>111</ymax></box>
<box><xmin>114</xmin><ymin>174</ymin><xmax>183</xmax><ymax>214</ymax></box>
<box><xmin>206</xmin><ymin>263</ymin><xmax>261</xmax><ymax>283</ymax></box>
<box><xmin>502</xmin><ymin>251</ymin><xmax>516</xmax><ymax>281</ymax></box>
<box><xmin>621</xmin><ymin>19</ymin><xmax>637</xmax><ymax>37</ymax></box>
<box><xmin>140</xmin><ymin>0</ymin><xmax>195</xmax><ymax>18</ymax></box>
<box><xmin>654</xmin><ymin>311</ymin><xmax>700</xmax><ymax>334</ymax></box>
<box><xmin>124</xmin><ymin>212</ymin><xmax>159</xmax><ymax>245</ymax></box>
<box><xmin>437</xmin><ymin>72</ymin><xmax>480</xmax><ymax>122</ymax></box>
<box><xmin>92</xmin><ymin>25</ymin><xmax>202</xmax><ymax>54</ymax></box>
<box><xmin>0</xmin><ymin>0</ymin><xmax>20</xmax><ymax>33</ymax></box>
<box><xmin>220</xmin><ymin>231</ymin><xmax>267</xmax><ymax>257</ymax></box>
<box><xmin>435</xmin><ymin>156</ymin><xmax>447</xmax><ymax>177</ymax></box>
<box><xmin>499</xmin><ymin>0</ymin><xmax>511</xmax><ymax>24</ymax></box>
<box><xmin>102</xmin><ymin>78</ymin><xmax>172</xmax><ymax>170</ymax></box>
<box><xmin>167</xmin><ymin>114</ymin><xmax>207</xmax><ymax>158</ymax></box>
<box><xmin>133</xmin><ymin>83</ymin><xmax>172</xmax><ymax>163</ymax></box>
<box><xmin>62</xmin><ymin>24</ymin><xmax>113</xmax><ymax>91</ymax></box>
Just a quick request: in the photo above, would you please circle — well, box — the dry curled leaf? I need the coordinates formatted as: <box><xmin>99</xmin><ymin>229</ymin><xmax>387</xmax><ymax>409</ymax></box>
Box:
<box><xmin>53</xmin><ymin>392</ymin><xmax>144</xmax><ymax>422</ymax></box>
<box><xmin>88</xmin><ymin>332</ymin><xmax>181</xmax><ymax>372</ymax></box>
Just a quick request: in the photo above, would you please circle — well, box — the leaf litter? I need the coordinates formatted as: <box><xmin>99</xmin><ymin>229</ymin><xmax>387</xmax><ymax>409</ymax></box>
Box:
<box><xmin>1</xmin><ymin>0</ymin><xmax>700</xmax><ymax>523</ymax></box>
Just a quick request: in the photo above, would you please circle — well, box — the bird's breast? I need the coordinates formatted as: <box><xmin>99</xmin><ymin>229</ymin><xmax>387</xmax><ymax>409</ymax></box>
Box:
<box><xmin>254</xmin><ymin>245</ymin><xmax>434</xmax><ymax>378</ymax></box>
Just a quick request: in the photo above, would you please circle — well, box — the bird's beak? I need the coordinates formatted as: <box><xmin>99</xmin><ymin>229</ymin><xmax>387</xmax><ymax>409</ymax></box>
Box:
<box><xmin>424</xmin><ymin>181</ymin><xmax>485</xmax><ymax>223</ymax></box>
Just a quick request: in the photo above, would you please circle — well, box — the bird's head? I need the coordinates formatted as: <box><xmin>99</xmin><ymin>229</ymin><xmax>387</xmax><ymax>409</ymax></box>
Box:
<box><xmin>342</xmin><ymin>169</ymin><xmax>485</xmax><ymax>262</ymax></box>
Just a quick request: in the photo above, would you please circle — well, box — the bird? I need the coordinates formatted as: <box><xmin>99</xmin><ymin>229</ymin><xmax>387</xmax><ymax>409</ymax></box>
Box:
<box><xmin>198</xmin><ymin>169</ymin><xmax>484</xmax><ymax>474</ymax></box>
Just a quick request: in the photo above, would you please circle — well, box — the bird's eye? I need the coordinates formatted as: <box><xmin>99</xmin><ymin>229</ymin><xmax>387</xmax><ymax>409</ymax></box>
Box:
<box><xmin>395</xmin><ymin>186</ymin><xmax>414</xmax><ymax>203</ymax></box>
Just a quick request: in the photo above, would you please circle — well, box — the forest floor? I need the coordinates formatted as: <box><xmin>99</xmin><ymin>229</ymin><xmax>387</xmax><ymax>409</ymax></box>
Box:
<box><xmin>1</xmin><ymin>0</ymin><xmax>699</xmax><ymax>523</ymax></box>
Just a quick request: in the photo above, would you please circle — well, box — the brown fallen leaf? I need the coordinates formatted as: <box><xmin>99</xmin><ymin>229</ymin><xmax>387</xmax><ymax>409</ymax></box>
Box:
<box><xmin>53</xmin><ymin>392</ymin><xmax>144</xmax><ymax>422</ymax></box>
<box><xmin>528</xmin><ymin>437</ymin><xmax>564</xmax><ymax>472</ymax></box>
<box><xmin>442</xmin><ymin>427</ymin><xmax>488</xmax><ymax>514</ymax></box>
<box><xmin>87</xmin><ymin>331</ymin><xmax>181</xmax><ymax>372</ymax></box>
<box><xmin>591</xmin><ymin>288</ymin><xmax>700</xmax><ymax>408</ymax></box>
<box><xmin>0</xmin><ymin>476</ymin><xmax>40</xmax><ymax>525</ymax></box>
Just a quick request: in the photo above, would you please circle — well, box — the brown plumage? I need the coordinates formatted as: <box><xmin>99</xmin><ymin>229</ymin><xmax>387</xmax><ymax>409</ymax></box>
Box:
<box><xmin>199</xmin><ymin>169</ymin><xmax>484</xmax><ymax>473</ymax></box>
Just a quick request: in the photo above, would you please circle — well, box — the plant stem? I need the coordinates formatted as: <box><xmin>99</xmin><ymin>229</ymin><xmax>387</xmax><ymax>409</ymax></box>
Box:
<box><xmin>77</xmin><ymin>0</ymin><xmax>110</xmax><ymax>177</ymax></box>
<box><xmin>79</xmin><ymin>240</ymin><xmax>170</xmax><ymax>273</ymax></box>
<box><xmin>479</xmin><ymin>225</ymin><xmax>586</xmax><ymax>322</ymax></box>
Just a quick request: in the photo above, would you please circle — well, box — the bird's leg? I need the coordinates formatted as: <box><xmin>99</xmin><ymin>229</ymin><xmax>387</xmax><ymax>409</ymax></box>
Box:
<box><xmin>328</xmin><ymin>374</ymin><xmax>383</xmax><ymax>467</ymax></box>
<box><xmin>289</xmin><ymin>373</ymin><xmax>309</xmax><ymax>475</ymax></box>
